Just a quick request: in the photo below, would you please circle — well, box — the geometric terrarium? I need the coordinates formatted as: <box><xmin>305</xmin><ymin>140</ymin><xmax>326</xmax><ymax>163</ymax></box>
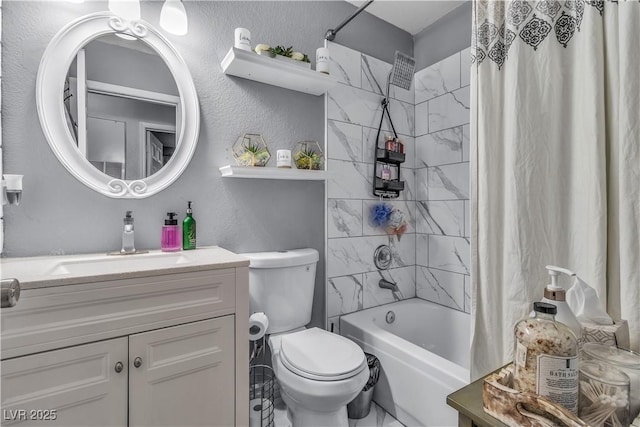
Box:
<box><xmin>232</xmin><ymin>133</ymin><xmax>271</xmax><ymax>167</ymax></box>
<box><xmin>293</xmin><ymin>140</ymin><xmax>324</xmax><ymax>170</ymax></box>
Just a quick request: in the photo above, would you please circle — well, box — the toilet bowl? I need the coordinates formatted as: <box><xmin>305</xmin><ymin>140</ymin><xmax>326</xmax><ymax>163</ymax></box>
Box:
<box><xmin>269</xmin><ymin>328</ymin><xmax>369</xmax><ymax>426</ymax></box>
<box><xmin>242</xmin><ymin>249</ymin><xmax>368</xmax><ymax>426</ymax></box>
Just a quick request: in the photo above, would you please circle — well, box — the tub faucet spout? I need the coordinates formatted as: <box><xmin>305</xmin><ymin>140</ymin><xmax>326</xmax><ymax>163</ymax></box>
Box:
<box><xmin>379</xmin><ymin>279</ymin><xmax>399</xmax><ymax>292</ymax></box>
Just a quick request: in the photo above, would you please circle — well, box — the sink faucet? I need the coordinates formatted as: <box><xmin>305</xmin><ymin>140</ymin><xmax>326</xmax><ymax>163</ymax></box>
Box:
<box><xmin>379</xmin><ymin>279</ymin><xmax>399</xmax><ymax>292</ymax></box>
<box><xmin>121</xmin><ymin>211</ymin><xmax>135</xmax><ymax>254</ymax></box>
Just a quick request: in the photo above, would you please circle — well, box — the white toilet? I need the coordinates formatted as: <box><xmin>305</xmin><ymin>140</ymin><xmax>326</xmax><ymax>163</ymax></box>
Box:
<box><xmin>242</xmin><ymin>249</ymin><xmax>369</xmax><ymax>427</ymax></box>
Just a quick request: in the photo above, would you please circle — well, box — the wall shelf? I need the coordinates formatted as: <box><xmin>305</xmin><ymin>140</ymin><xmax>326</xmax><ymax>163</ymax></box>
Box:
<box><xmin>221</xmin><ymin>48</ymin><xmax>338</xmax><ymax>96</ymax></box>
<box><xmin>219</xmin><ymin>165</ymin><xmax>328</xmax><ymax>181</ymax></box>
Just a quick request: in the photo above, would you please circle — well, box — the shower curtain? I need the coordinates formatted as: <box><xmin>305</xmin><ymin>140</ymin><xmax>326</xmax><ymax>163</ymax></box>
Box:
<box><xmin>470</xmin><ymin>1</ymin><xmax>640</xmax><ymax>379</ymax></box>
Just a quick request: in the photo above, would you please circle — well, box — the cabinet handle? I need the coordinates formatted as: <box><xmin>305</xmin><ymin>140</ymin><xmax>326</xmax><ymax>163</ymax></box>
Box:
<box><xmin>133</xmin><ymin>357</ymin><xmax>143</xmax><ymax>368</ymax></box>
<box><xmin>114</xmin><ymin>361</ymin><xmax>124</xmax><ymax>373</ymax></box>
<box><xmin>1</xmin><ymin>278</ymin><xmax>20</xmax><ymax>308</ymax></box>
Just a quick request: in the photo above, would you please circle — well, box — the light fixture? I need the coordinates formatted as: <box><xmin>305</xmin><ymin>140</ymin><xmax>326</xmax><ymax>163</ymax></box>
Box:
<box><xmin>108</xmin><ymin>0</ymin><xmax>141</xmax><ymax>22</ymax></box>
<box><xmin>160</xmin><ymin>0</ymin><xmax>188</xmax><ymax>36</ymax></box>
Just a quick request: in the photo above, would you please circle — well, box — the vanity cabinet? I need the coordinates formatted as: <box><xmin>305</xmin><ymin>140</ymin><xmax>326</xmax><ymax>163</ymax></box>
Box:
<box><xmin>129</xmin><ymin>316</ymin><xmax>235</xmax><ymax>427</ymax></box>
<box><xmin>0</xmin><ymin>247</ymin><xmax>249</xmax><ymax>427</ymax></box>
<box><xmin>1</xmin><ymin>337</ymin><xmax>128</xmax><ymax>427</ymax></box>
<box><xmin>2</xmin><ymin>317</ymin><xmax>235</xmax><ymax>426</ymax></box>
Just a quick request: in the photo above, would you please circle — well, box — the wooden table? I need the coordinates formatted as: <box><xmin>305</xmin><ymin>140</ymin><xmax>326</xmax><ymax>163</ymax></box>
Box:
<box><xmin>446</xmin><ymin>370</ymin><xmax>508</xmax><ymax>427</ymax></box>
<box><xmin>448</xmin><ymin>369</ymin><xmax>640</xmax><ymax>427</ymax></box>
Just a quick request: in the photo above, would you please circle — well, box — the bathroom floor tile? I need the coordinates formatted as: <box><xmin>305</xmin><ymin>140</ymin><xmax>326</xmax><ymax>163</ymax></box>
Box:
<box><xmin>349</xmin><ymin>402</ymin><xmax>405</xmax><ymax>427</ymax></box>
<box><xmin>274</xmin><ymin>406</ymin><xmax>291</xmax><ymax>427</ymax></box>
<box><xmin>273</xmin><ymin>402</ymin><xmax>404</xmax><ymax>427</ymax></box>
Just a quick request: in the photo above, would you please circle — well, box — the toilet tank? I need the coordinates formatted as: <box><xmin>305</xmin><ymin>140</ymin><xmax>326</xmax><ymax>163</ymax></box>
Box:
<box><xmin>241</xmin><ymin>249</ymin><xmax>319</xmax><ymax>334</ymax></box>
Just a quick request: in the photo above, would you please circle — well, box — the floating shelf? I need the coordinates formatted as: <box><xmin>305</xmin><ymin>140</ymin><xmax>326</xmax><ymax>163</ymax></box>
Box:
<box><xmin>219</xmin><ymin>165</ymin><xmax>328</xmax><ymax>181</ymax></box>
<box><xmin>221</xmin><ymin>48</ymin><xmax>338</xmax><ymax>96</ymax></box>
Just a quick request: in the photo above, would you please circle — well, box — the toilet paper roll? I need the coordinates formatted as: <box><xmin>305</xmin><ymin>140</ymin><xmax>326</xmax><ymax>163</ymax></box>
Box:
<box><xmin>249</xmin><ymin>312</ymin><xmax>269</xmax><ymax>341</ymax></box>
<box><xmin>249</xmin><ymin>398</ymin><xmax>274</xmax><ymax>427</ymax></box>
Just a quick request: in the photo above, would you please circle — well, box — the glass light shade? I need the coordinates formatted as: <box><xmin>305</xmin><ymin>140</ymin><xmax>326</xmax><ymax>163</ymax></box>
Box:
<box><xmin>160</xmin><ymin>0</ymin><xmax>188</xmax><ymax>36</ymax></box>
<box><xmin>108</xmin><ymin>0</ymin><xmax>141</xmax><ymax>21</ymax></box>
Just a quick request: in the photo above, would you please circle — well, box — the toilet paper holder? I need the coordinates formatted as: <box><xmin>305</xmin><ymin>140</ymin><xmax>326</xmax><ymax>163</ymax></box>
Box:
<box><xmin>249</xmin><ymin>363</ymin><xmax>276</xmax><ymax>427</ymax></box>
<box><xmin>248</xmin><ymin>311</ymin><xmax>276</xmax><ymax>426</ymax></box>
<box><xmin>249</xmin><ymin>312</ymin><xmax>269</xmax><ymax>341</ymax></box>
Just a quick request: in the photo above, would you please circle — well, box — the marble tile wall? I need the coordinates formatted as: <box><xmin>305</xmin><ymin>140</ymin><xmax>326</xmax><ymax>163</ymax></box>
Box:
<box><xmin>325</xmin><ymin>43</ymin><xmax>472</xmax><ymax>329</ymax></box>
<box><xmin>414</xmin><ymin>48</ymin><xmax>471</xmax><ymax>315</ymax></box>
<box><xmin>326</xmin><ymin>42</ymin><xmax>416</xmax><ymax>330</ymax></box>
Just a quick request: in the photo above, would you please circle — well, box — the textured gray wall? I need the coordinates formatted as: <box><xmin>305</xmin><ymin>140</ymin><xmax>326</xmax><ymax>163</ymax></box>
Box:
<box><xmin>413</xmin><ymin>2</ymin><xmax>472</xmax><ymax>71</ymax></box>
<box><xmin>1</xmin><ymin>1</ymin><xmax>411</xmax><ymax>328</ymax></box>
<box><xmin>327</xmin><ymin>5</ymin><xmax>413</xmax><ymax>62</ymax></box>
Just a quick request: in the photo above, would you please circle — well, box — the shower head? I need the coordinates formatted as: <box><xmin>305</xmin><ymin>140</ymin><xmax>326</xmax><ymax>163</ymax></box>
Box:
<box><xmin>379</xmin><ymin>51</ymin><xmax>415</xmax><ymax>141</ymax></box>
<box><xmin>389</xmin><ymin>51</ymin><xmax>415</xmax><ymax>91</ymax></box>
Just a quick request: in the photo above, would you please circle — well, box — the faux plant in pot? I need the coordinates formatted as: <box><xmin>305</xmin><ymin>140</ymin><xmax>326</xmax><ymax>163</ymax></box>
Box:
<box><xmin>293</xmin><ymin>141</ymin><xmax>324</xmax><ymax>170</ymax></box>
<box><xmin>271</xmin><ymin>45</ymin><xmax>311</xmax><ymax>69</ymax></box>
<box><xmin>254</xmin><ymin>44</ymin><xmax>275</xmax><ymax>58</ymax></box>
<box><xmin>232</xmin><ymin>134</ymin><xmax>271</xmax><ymax>167</ymax></box>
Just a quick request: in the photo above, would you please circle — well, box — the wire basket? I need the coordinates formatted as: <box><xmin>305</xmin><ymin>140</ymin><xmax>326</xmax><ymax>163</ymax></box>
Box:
<box><xmin>249</xmin><ymin>364</ymin><xmax>276</xmax><ymax>427</ymax></box>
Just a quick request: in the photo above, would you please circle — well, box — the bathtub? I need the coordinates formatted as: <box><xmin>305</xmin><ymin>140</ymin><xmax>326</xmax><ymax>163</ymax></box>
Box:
<box><xmin>340</xmin><ymin>298</ymin><xmax>470</xmax><ymax>427</ymax></box>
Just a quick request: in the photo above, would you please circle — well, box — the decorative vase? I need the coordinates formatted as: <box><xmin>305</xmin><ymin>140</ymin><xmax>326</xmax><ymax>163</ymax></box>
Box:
<box><xmin>277</xmin><ymin>150</ymin><xmax>292</xmax><ymax>168</ymax></box>
<box><xmin>315</xmin><ymin>47</ymin><xmax>330</xmax><ymax>74</ymax></box>
<box><xmin>234</xmin><ymin>28</ymin><xmax>251</xmax><ymax>51</ymax></box>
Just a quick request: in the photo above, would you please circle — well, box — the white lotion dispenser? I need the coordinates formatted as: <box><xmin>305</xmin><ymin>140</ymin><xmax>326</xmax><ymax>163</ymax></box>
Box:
<box><xmin>540</xmin><ymin>265</ymin><xmax>583</xmax><ymax>339</ymax></box>
<box><xmin>121</xmin><ymin>210</ymin><xmax>135</xmax><ymax>254</ymax></box>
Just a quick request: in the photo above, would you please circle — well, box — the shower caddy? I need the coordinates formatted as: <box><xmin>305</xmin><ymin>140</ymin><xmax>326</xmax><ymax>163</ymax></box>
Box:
<box><xmin>371</xmin><ymin>51</ymin><xmax>414</xmax><ymax>199</ymax></box>
<box><xmin>372</xmin><ymin>121</ymin><xmax>406</xmax><ymax>198</ymax></box>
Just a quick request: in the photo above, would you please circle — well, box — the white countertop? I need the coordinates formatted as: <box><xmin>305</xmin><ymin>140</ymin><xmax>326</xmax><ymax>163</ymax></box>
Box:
<box><xmin>0</xmin><ymin>246</ymin><xmax>249</xmax><ymax>290</ymax></box>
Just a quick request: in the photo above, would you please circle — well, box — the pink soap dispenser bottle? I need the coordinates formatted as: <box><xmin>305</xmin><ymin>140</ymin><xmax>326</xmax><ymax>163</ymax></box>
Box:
<box><xmin>161</xmin><ymin>212</ymin><xmax>181</xmax><ymax>252</ymax></box>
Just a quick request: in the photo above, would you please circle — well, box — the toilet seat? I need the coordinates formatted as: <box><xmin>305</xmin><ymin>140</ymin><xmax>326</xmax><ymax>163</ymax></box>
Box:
<box><xmin>279</xmin><ymin>328</ymin><xmax>367</xmax><ymax>381</ymax></box>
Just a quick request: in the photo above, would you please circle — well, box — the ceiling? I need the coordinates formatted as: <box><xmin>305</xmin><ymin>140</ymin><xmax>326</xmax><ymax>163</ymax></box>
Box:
<box><xmin>345</xmin><ymin>0</ymin><xmax>468</xmax><ymax>35</ymax></box>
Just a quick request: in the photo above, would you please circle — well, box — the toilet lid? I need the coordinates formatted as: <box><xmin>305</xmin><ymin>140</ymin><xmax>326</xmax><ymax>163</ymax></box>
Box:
<box><xmin>279</xmin><ymin>328</ymin><xmax>367</xmax><ymax>381</ymax></box>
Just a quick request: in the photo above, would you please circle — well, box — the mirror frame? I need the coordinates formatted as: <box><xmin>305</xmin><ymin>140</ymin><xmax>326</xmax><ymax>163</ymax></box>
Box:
<box><xmin>36</xmin><ymin>12</ymin><xmax>199</xmax><ymax>198</ymax></box>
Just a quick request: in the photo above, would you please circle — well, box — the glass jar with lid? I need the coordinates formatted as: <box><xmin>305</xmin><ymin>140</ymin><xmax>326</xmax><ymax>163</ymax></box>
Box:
<box><xmin>582</xmin><ymin>342</ymin><xmax>640</xmax><ymax>420</ymax></box>
<box><xmin>513</xmin><ymin>302</ymin><xmax>579</xmax><ymax>414</ymax></box>
<box><xmin>579</xmin><ymin>361</ymin><xmax>630</xmax><ymax>427</ymax></box>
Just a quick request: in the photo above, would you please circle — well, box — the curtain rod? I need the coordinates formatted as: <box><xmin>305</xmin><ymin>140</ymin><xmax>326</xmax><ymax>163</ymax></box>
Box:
<box><xmin>325</xmin><ymin>0</ymin><xmax>374</xmax><ymax>41</ymax></box>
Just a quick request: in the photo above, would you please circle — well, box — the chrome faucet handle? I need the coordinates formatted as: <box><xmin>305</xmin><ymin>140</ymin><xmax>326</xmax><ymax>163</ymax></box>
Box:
<box><xmin>374</xmin><ymin>245</ymin><xmax>393</xmax><ymax>270</ymax></box>
<box><xmin>1</xmin><ymin>278</ymin><xmax>21</xmax><ymax>308</ymax></box>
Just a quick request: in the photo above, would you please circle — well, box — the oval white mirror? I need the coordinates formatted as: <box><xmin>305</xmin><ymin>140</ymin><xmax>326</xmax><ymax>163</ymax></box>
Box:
<box><xmin>37</xmin><ymin>12</ymin><xmax>199</xmax><ymax>198</ymax></box>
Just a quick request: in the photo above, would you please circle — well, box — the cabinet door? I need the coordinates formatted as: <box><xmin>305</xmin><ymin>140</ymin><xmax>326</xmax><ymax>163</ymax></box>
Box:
<box><xmin>1</xmin><ymin>337</ymin><xmax>128</xmax><ymax>426</ymax></box>
<box><xmin>129</xmin><ymin>316</ymin><xmax>235</xmax><ymax>427</ymax></box>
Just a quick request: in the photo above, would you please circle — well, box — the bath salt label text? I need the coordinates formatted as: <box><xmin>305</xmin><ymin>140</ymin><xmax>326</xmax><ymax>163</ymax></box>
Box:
<box><xmin>536</xmin><ymin>355</ymin><xmax>578</xmax><ymax>414</ymax></box>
